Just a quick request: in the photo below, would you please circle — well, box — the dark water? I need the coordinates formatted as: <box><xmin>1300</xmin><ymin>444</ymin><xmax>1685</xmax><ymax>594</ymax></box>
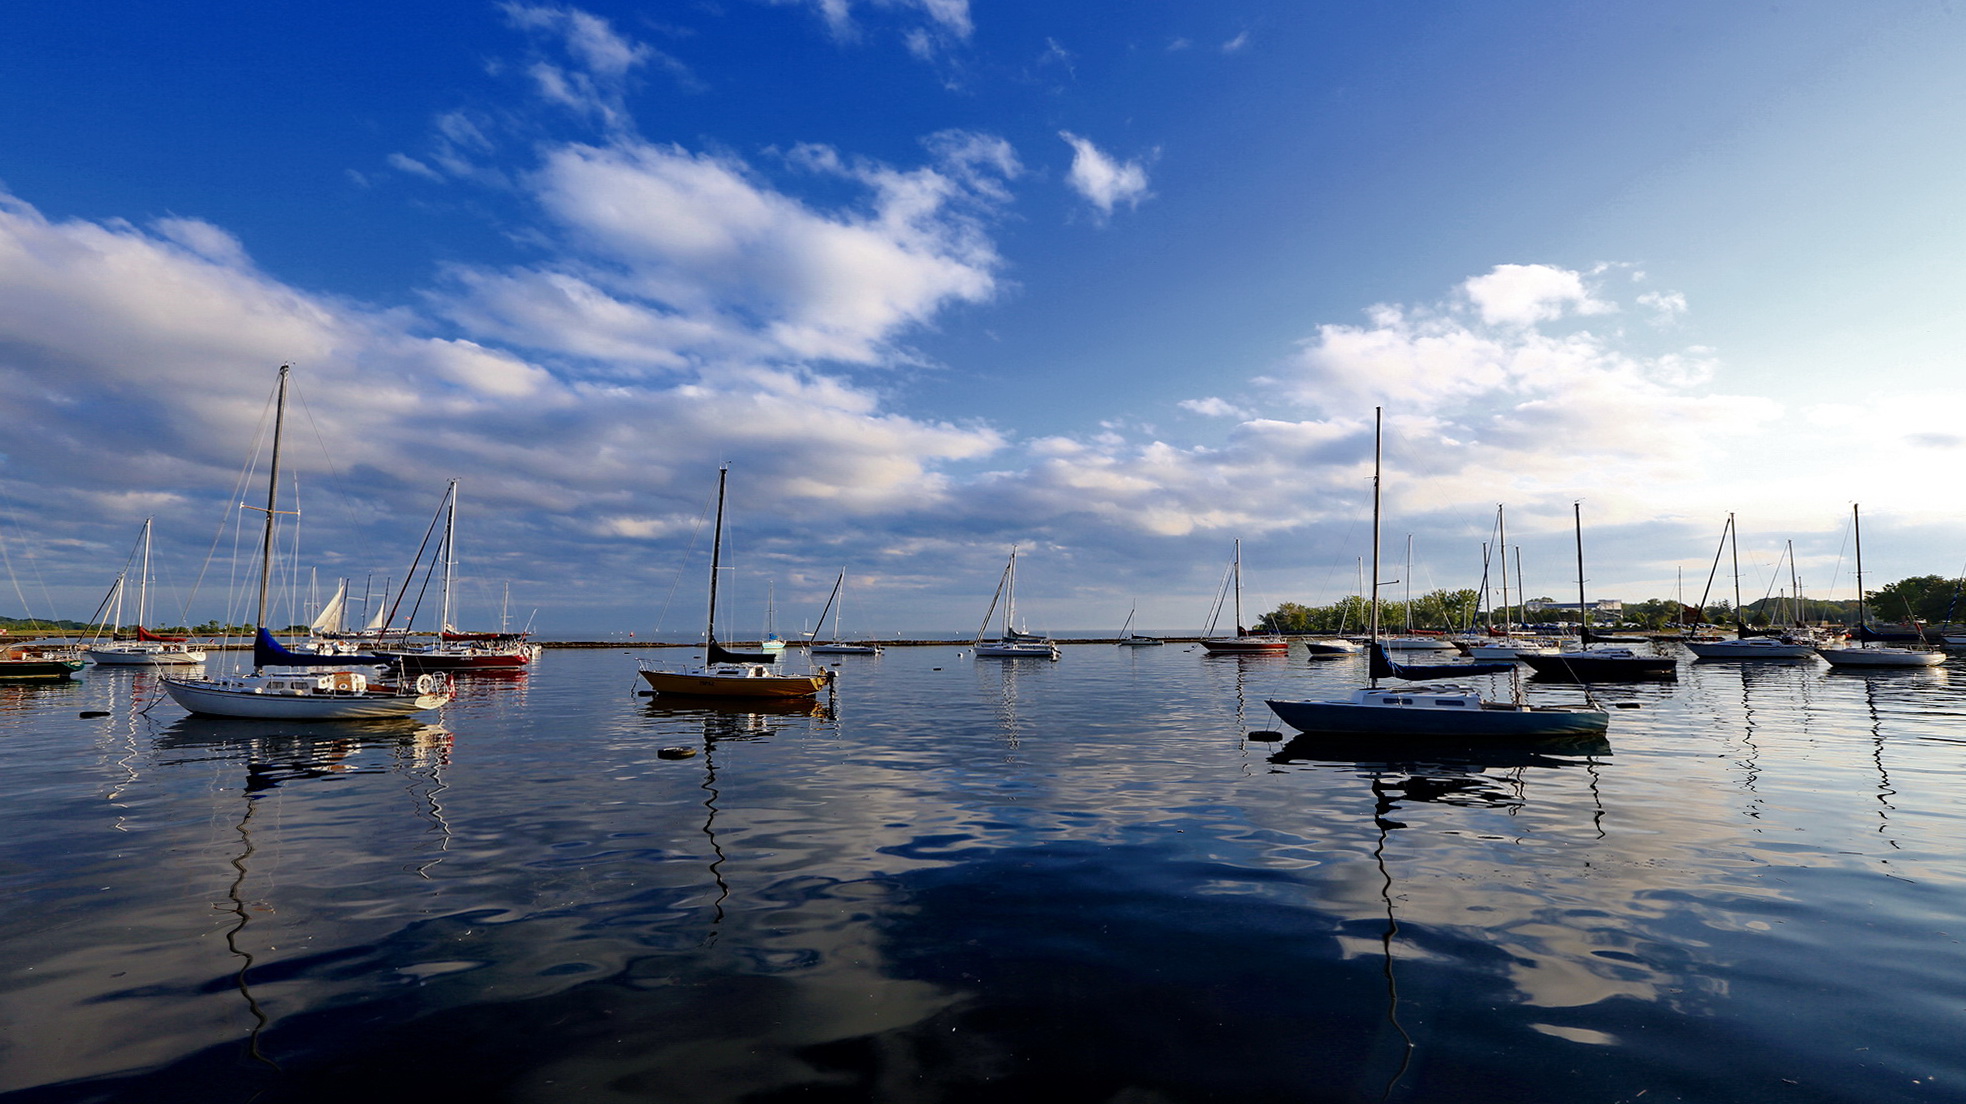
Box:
<box><xmin>3</xmin><ymin>646</ymin><xmax>1964</xmax><ymax>1103</ymax></box>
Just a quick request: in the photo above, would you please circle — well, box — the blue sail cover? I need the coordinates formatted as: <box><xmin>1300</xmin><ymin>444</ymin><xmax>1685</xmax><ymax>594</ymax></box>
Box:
<box><xmin>1370</xmin><ymin>643</ymin><xmax>1515</xmax><ymax>681</ymax></box>
<box><xmin>254</xmin><ymin>627</ymin><xmax>391</xmax><ymax>668</ymax></box>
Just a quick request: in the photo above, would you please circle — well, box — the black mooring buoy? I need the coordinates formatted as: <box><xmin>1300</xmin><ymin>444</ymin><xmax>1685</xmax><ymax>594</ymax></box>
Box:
<box><xmin>657</xmin><ymin>746</ymin><xmax>698</xmax><ymax>760</ymax></box>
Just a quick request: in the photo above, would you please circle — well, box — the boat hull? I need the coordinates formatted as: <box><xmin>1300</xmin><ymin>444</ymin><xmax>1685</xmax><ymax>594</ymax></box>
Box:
<box><xmin>0</xmin><ymin>658</ymin><xmax>85</xmax><ymax>680</ymax></box>
<box><xmin>810</xmin><ymin>643</ymin><xmax>882</xmax><ymax>655</ymax></box>
<box><xmin>160</xmin><ymin>677</ymin><xmax>448</xmax><ymax>719</ymax></box>
<box><xmin>1518</xmin><ymin>653</ymin><xmax>1677</xmax><ymax>681</ymax></box>
<box><xmin>1200</xmin><ymin>638</ymin><xmax>1289</xmax><ymax>655</ymax></box>
<box><xmin>370</xmin><ymin>646</ymin><xmax>539</xmax><ymax>671</ymax></box>
<box><xmin>640</xmin><ymin>667</ymin><xmax>832</xmax><ymax>698</ymax></box>
<box><xmin>84</xmin><ymin>645</ymin><xmax>208</xmax><ymax>666</ymax></box>
<box><xmin>1266</xmin><ymin>696</ymin><xmax>1609</xmax><ymax>738</ymax></box>
<box><xmin>1685</xmin><ymin>640</ymin><xmax>1817</xmax><ymax>660</ymax></box>
<box><xmin>1817</xmin><ymin>647</ymin><xmax>1946</xmax><ymax>668</ymax></box>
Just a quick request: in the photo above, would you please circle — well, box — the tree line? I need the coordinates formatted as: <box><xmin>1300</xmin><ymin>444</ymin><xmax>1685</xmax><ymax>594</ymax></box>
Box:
<box><xmin>1258</xmin><ymin>576</ymin><xmax>1966</xmax><ymax>634</ymax></box>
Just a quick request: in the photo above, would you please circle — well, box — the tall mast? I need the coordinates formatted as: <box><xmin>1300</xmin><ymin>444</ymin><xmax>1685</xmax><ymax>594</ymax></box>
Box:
<box><xmin>138</xmin><ymin>517</ymin><xmax>152</xmax><ymax>629</ymax></box>
<box><xmin>1852</xmin><ymin>503</ymin><xmax>1865</xmax><ymax>629</ymax></box>
<box><xmin>1728</xmin><ymin>513</ymin><xmax>1742</xmax><ymax>635</ymax></box>
<box><xmin>1232</xmin><ymin>539</ymin><xmax>1243</xmax><ymax>633</ymax></box>
<box><xmin>256</xmin><ymin>366</ymin><xmax>290</xmax><ymax>631</ymax></box>
<box><xmin>441</xmin><ymin>480</ymin><xmax>459</xmax><ymax>631</ymax></box>
<box><xmin>1573</xmin><ymin>500</ymin><xmax>1588</xmax><ymax>640</ymax></box>
<box><xmin>708</xmin><ymin>466</ymin><xmax>728</xmax><ymax>645</ymax></box>
<box><xmin>1368</xmin><ymin>408</ymin><xmax>1383</xmax><ymax>661</ymax></box>
<box><xmin>1497</xmin><ymin>506</ymin><xmax>1509</xmax><ymax>634</ymax></box>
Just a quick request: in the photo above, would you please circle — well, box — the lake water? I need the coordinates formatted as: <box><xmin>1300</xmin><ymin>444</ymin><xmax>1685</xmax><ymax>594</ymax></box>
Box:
<box><xmin>3</xmin><ymin>645</ymin><xmax>1964</xmax><ymax>1103</ymax></box>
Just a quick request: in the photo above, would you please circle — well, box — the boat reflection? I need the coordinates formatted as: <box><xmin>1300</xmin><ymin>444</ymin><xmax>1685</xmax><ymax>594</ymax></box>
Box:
<box><xmin>152</xmin><ymin>715</ymin><xmax>453</xmax><ymax>791</ymax></box>
<box><xmin>1269</xmin><ymin>731</ymin><xmax>1611</xmax><ymax>773</ymax></box>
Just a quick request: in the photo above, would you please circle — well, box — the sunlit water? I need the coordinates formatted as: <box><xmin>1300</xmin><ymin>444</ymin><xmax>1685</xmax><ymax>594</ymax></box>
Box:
<box><xmin>3</xmin><ymin>645</ymin><xmax>1964</xmax><ymax>1102</ymax></box>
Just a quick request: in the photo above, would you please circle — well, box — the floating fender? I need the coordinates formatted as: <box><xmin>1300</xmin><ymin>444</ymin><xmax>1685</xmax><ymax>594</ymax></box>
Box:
<box><xmin>79</xmin><ymin>710</ymin><xmax>111</xmax><ymax>719</ymax></box>
<box><xmin>657</xmin><ymin>746</ymin><xmax>698</xmax><ymax>760</ymax></box>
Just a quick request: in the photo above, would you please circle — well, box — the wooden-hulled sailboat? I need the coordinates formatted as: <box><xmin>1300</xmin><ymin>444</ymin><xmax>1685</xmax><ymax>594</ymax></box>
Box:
<box><xmin>1817</xmin><ymin>504</ymin><xmax>1945</xmax><ymax>668</ymax></box>
<box><xmin>160</xmin><ymin>367</ymin><xmax>452</xmax><ymax>720</ymax></box>
<box><xmin>1199</xmin><ymin>540</ymin><xmax>1289</xmax><ymax>655</ymax></box>
<box><xmin>640</xmin><ymin>467</ymin><xmax>836</xmax><ymax>697</ymax></box>
<box><xmin>370</xmin><ymin>481</ymin><xmax>540</xmax><ymax>671</ymax></box>
<box><xmin>84</xmin><ymin>518</ymin><xmax>208</xmax><ymax>666</ymax></box>
<box><xmin>1265</xmin><ymin>410</ymin><xmax>1611</xmax><ymax>739</ymax></box>
<box><xmin>972</xmin><ymin>547</ymin><xmax>1060</xmax><ymax>658</ymax></box>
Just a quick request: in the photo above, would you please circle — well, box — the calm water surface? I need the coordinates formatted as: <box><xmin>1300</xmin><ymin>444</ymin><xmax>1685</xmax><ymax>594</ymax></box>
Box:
<box><xmin>2</xmin><ymin>645</ymin><xmax>1964</xmax><ymax>1102</ymax></box>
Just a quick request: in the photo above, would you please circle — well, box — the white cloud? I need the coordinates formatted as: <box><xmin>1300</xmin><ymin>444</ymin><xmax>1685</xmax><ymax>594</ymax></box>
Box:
<box><xmin>1461</xmin><ymin>263</ymin><xmax>1615</xmax><ymax>327</ymax></box>
<box><xmin>1059</xmin><ymin>132</ymin><xmax>1152</xmax><ymax>218</ymax></box>
<box><xmin>1179</xmin><ymin>397</ymin><xmax>1249</xmax><ymax>418</ymax></box>
<box><xmin>1221</xmin><ymin>31</ymin><xmax>1250</xmax><ymax>54</ymax></box>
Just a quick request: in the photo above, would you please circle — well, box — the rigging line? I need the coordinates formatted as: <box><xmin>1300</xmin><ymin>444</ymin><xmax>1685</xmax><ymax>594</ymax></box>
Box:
<box><xmin>0</xmin><ymin>485</ymin><xmax>70</xmax><ymax>634</ymax></box>
<box><xmin>183</xmin><ymin>380</ymin><xmax>282</xmax><ymax>633</ymax></box>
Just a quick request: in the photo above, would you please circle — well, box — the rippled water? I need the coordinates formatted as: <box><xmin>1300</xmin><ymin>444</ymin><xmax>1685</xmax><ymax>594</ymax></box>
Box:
<box><xmin>3</xmin><ymin>645</ymin><xmax>1964</xmax><ymax>1102</ymax></box>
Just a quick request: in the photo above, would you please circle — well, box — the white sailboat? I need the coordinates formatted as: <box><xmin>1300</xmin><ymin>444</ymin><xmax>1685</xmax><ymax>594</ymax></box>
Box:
<box><xmin>1266</xmin><ymin>410</ymin><xmax>1611</xmax><ymax>739</ymax></box>
<box><xmin>640</xmin><ymin>467</ymin><xmax>836</xmax><ymax>697</ymax></box>
<box><xmin>370</xmin><ymin>481</ymin><xmax>540</xmax><ymax>671</ymax></box>
<box><xmin>1116</xmin><ymin>604</ymin><xmax>1163</xmax><ymax>646</ymax></box>
<box><xmin>160</xmin><ymin>366</ymin><xmax>452</xmax><ymax>720</ymax></box>
<box><xmin>973</xmin><ymin>547</ymin><xmax>1059</xmax><ymax>659</ymax></box>
<box><xmin>1818</xmin><ymin>504</ymin><xmax>1945</xmax><ymax>668</ymax></box>
<box><xmin>84</xmin><ymin>518</ymin><xmax>208</xmax><ymax>666</ymax></box>
<box><xmin>810</xmin><ymin>570</ymin><xmax>883</xmax><ymax>655</ymax></box>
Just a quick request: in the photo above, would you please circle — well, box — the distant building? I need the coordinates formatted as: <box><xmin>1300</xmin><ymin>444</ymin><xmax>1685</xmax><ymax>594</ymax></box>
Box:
<box><xmin>1523</xmin><ymin>599</ymin><xmax>1623</xmax><ymax>614</ymax></box>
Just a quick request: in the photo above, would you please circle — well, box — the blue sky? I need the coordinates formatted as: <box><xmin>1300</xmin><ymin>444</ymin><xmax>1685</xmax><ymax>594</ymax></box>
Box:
<box><xmin>4</xmin><ymin>1</ymin><xmax>1965</xmax><ymax>637</ymax></box>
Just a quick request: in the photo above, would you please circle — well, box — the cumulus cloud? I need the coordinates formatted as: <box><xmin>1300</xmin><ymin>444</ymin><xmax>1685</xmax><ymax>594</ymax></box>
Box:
<box><xmin>501</xmin><ymin>3</ymin><xmax>656</xmax><ymax>130</ymax></box>
<box><xmin>1461</xmin><ymin>263</ymin><xmax>1615</xmax><ymax>327</ymax></box>
<box><xmin>1179</xmin><ymin>397</ymin><xmax>1250</xmax><ymax>418</ymax></box>
<box><xmin>1060</xmin><ymin>132</ymin><xmax>1152</xmax><ymax>218</ymax></box>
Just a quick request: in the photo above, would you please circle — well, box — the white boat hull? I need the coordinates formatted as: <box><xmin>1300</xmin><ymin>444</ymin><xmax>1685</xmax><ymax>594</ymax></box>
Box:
<box><xmin>810</xmin><ymin>643</ymin><xmax>882</xmax><ymax>655</ymax></box>
<box><xmin>161</xmin><ymin>676</ymin><xmax>448</xmax><ymax>719</ymax></box>
<box><xmin>1685</xmin><ymin>639</ymin><xmax>1816</xmax><ymax>659</ymax></box>
<box><xmin>85</xmin><ymin>645</ymin><xmax>208</xmax><ymax>666</ymax></box>
<box><xmin>974</xmin><ymin>641</ymin><xmax>1059</xmax><ymax>659</ymax></box>
<box><xmin>1817</xmin><ymin>647</ymin><xmax>1946</xmax><ymax>668</ymax></box>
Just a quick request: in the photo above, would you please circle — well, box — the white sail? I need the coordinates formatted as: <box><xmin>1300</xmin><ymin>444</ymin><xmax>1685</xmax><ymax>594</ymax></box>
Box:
<box><xmin>310</xmin><ymin>580</ymin><xmax>348</xmax><ymax>634</ymax></box>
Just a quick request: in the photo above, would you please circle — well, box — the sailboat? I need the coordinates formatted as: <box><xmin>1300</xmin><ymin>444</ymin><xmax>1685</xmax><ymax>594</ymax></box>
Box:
<box><xmin>973</xmin><ymin>547</ymin><xmax>1060</xmax><ymax>658</ymax></box>
<box><xmin>1515</xmin><ymin>503</ymin><xmax>1677</xmax><ymax>681</ymax></box>
<box><xmin>1684</xmin><ymin>515</ymin><xmax>1816</xmax><ymax>660</ymax></box>
<box><xmin>1265</xmin><ymin>410</ymin><xmax>1610</xmax><ymax>739</ymax></box>
<box><xmin>160</xmin><ymin>366</ymin><xmax>453</xmax><ymax>719</ymax></box>
<box><xmin>370</xmin><ymin>481</ymin><xmax>540</xmax><ymax>671</ymax></box>
<box><xmin>84</xmin><ymin>518</ymin><xmax>208</xmax><ymax>666</ymax></box>
<box><xmin>1116</xmin><ymin>604</ymin><xmax>1162</xmax><ymax>646</ymax></box>
<box><xmin>640</xmin><ymin>467</ymin><xmax>837</xmax><ymax>697</ymax></box>
<box><xmin>1199</xmin><ymin>540</ymin><xmax>1289</xmax><ymax>655</ymax></box>
<box><xmin>809</xmin><ymin>570</ymin><xmax>883</xmax><ymax>655</ymax></box>
<box><xmin>1465</xmin><ymin>508</ymin><xmax>1556</xmax><ymax>660</ymax></box>
<box><xmin>1817</xmin><ymin>504</ymin><xmax>1945</xmax><ymax>668</ymax></box>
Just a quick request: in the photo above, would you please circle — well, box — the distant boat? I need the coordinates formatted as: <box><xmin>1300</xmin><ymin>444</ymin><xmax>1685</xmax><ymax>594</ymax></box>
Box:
<box><xmin>809</xmin><ymin>570</ymin><xmax>883</xmax><ymax>655</ymax></box>
<box><xmin>1199</xmin><ymin>540</ymin><xmax>1289</xmax><ymax>655</ymax></box>
<box><xmin>1684</xmin><ymin>514</ymin><xmax>1816</xmax><ymax>660</ymax></box>
<box><xmin>369</xmin><ymin>481</ymin><xmax>540</xmax><ymax>672</ymax></box>
<box><xmin>1266</xmin><ymin>411</ymin><xmax>1610</xmax><ymax>739</ymax></box>
<box><xmin>972</xmin><ymin>547</ymin><xmax>1059</xmax><ymax>659</ymax></box>
<box><xmin>160</xmin><ymin>366</ymin><xmax>453</xmax><ymax>720</ymax></box>
<box><xmin>640</xmin><ymin>467</ymin><xmax>836</xmax><ymax>697</ymax></box>
<box><xmin>1115</xmin><ymin>604</ymin><xmax>1162</xmax><ymax>646</ymax></box>
<box><xmin>1516</xmin><ymin>503</ymin><xmax>1677</xmax><ymax>682</ymax></box>
<box><xmin>83</xmin><ymin>519</ymin><xmax>208</xmax><ymax>667</ymax></box>
<box><xmin>1818</xmin><ymin>504</ymin><xmax>1945</xmax><ymax>668</ymax></box>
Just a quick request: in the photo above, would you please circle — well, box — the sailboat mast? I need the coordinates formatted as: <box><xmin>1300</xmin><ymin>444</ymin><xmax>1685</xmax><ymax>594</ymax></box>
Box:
<box><xmin>1573</xmin><ymin>501</ymin><xmax>1588</xmax><ymax>639</ymax></box>
<box><xmin>256</xmin><ymin>366</ymin><xmax>290</xmax><ymax>631</ymax></box>
<box><xmin>1232</xmin><ymin>538</ymin><xmax>1243</xmax><ymax>632</ymax></box>
<box><xmin>1728</xmin><ymin>513</ymin><xmax>1742</xmax><ymax>634</ymax></box>
<box><xmin>138</xmin><ymin>517</ymin><xmax>152</xmax><ymax>629</ymax></box>
<box><xmin>1852</xmin><ymin>503</ymin><xmax>1865</xmax><ymax>628</ymax></box>
<box><xmin>441</xmin><ymin>480</ymin><xmax>458</xmax><ymax>632</ymax></box>
<box><xmin>1368</xmin><ymin>408</ymin><xmax>1383</xmax><ymax>657</ymax></box>
<box><xmin>707</xmin><ymin>466</ymin><xmax>728</xmax><ymax>646</ymax></box>
<box><xmin>1497</xmin><ymin>506</ymin><xmax>1509</xmax><ymax>633</ymax></box>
